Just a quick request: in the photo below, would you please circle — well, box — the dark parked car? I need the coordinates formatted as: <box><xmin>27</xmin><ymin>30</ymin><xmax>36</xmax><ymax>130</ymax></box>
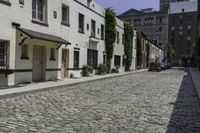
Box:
<box><xmin>160</xmin><ymin>62</ymin><xmax>167</xmax><ymax>70</ymax></box>
<box><xmin>149</xmin><ymin>62</ymin><xmax>161</xmax><ymax>72</ymax></box>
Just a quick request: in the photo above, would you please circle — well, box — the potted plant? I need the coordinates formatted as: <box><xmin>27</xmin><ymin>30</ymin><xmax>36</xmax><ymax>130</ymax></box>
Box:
<box><xmin>82</xmin><ymin>65</ymin><xmax>93</xmax><ymax>76</ymax></box>
<box><xmin>98</xmin><ymin>64</ymin><xmax>108</xmax><ymax>75</ymax></box>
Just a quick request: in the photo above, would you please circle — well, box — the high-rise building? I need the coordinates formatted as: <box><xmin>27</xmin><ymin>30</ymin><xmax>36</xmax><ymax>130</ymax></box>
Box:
<box><xmin>168</xmin><ymin>0</ymin><xmax>197</xmax><ymax>66</ymax></box>
<box><xmin>160</xmin><ymin>0</ymin><xmax>190</xmax><ymax>11</ymax></box>
<box><xmin>118</xmin><ymin>9</ymin><xmax>168</xmax><ymax>50</ymax></box>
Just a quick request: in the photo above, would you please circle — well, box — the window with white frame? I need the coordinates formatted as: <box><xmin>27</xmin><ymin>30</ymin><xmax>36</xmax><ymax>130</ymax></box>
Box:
<box><xmin>78</xmin><ymin>13</ymin><xmax>84</xmax><ymax>33</ymax></box>
<box><xmin>21</xmin><ymin>44</ymin><xmax>29</xmax><ymax>59</ymax></box>
<box><xmin>32</xmin><ymin>0</ymin><xmax>47</xmax><ymax>23</ymax></box>
<box><xmin>117</xmin><ymin>31</ymin><xmax>120</xmax><ymax>44</ymax></box>
<box><xmin>50</xmin><ymin>48</ymin><xmax>56</xmax><ymax>61</ymax></box>
<box><xmin>91</xmin><ymin>20</ymin><xmax>96</xmax><ymax>37</ymax></box>
<box><xmin>74</xmin><ymin>50</ymin><xmax>79</xmax><ymax>69</ymax></box>
<box><xmin>62</xmin><ymin>4</ymin><xmax>70</xmax><ymax>26</ymax></box>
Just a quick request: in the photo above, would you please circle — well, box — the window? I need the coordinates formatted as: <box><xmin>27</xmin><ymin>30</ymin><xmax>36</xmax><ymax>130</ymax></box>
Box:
<box><xmin>0</xmin><ymin>40</ymin><xmax>9</xmax><ymax>69</ymax></box>
<box><xmin>19</xmin><ymin>0</ymin><xmax>24</xmax><ymax>5</ymax></box>
<box><xmin>91</xmin><ymin>20</ymin><xmax>96</xmax><ymax>37</ymax></box>
<box><xmin>53</xmin><ymin>11</ymin><xmax>57</xmax><ymax>19</ymax></box>
<box><xmin>114</xmin><ymin>55</ymin><xmax>121</xmax><ymax>67</ymax></box>
<box><xmin>87</xmin><ymin>49</ymin><xmax>98</xmax><ymax>68</ymax></box>
<box><xmin>62</xmin><ymin>4</ymin><xmax>70</xmax><ymax>26</ymax></box>
<box><xmin>87</xmin><ymin>24</ymin><xmax>89</xmax><ymax>31</ymax></box>
<box><xmin>32</xmin><ymin>0</ymin><xmax>47</xmax><ymax>23</ymax></box>
<box><xmin>159</xmin><ymin>27</ymin><xmax>162</xmax><ymax>32</ymax></box>
<box><xmin>187</xmin><ymin>30</ymin><xmax>191</xmax><ymax>36</ymax></box>
<box><xmin>101</xmin><ymin>24</ymin><xmax>104</xmax><ymax>40</ymax></box>
<box><xmin>50</xmin><ymin>48</ymin><xmax>56</xmax><ymax>61</ymax></box>
<box><xmin>0</xmin><ymin>0</ymin><xmax>11</xmax><ymax>6</ymax></box>
<box><xmin>103</xmin><ymin>53</ymin><xmax>106</xmax><ymax>64</ymax></box>
<box><xmin>187</xmin><ymin>37</ymin><xmax>191</xmax><ymax>40</ymax></box>
<box><xmin>117</xmin><ymin>31</ymin><xmax>120</xmax><ymax>44</ymax></box>
<box><xmin>21</xmin><ymin>44</ymin><xmax>29</xmax><ymax>59</ymax></box>
<box><xmin>87</xmin><ymin>0</ymin><xmax>91</xmax><ymax>7</ymax></box>
<box><xmin>156</xmin><ymin>17</ymin><xmax>162</xmax><ymax>24</ymax></box>
<box><xmin>78</xmin><ymin>13</ymin><xmax>84</xmax><ymax>33</ymax></box>
<box><xmin>74</xmin><ymin>50</ymin><xmax>79</xmax><ymax>69</ymax></box>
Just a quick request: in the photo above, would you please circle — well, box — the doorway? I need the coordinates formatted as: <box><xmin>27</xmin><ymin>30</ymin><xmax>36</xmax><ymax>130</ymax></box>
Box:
<box><xmin>32</xmin><ymin>46</ymin><xmax>45</xmax><ymax>82</ymax></box>
<box><xmin>61</xmin><ymin>49</ymin><xmax>69</xmax><ymax>78</ymax></box>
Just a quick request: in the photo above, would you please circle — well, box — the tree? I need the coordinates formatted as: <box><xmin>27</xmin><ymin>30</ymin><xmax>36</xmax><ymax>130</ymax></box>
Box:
<box><xmin>136</xmin><ymin>31</ymin><xmax>142</xmax><ymax>69</ymax></box>
<box><xmin>146</xmin><ymin>43</ymin><xmax>150</xmax><ymax>67</ymax></box>
<box><xmin>124</xmin><ymin>21</ymin><xmax>134</xmax><ymax>71</ymax></box>
<box><xmin>105</xmin><ymin>8</ymin><xmax>116</xmax><ymax>70</ymax></box>
<box><xmin>166</xmin><ymin>42</ymin><xmax>176</xmax><ymax>63</ymax></box>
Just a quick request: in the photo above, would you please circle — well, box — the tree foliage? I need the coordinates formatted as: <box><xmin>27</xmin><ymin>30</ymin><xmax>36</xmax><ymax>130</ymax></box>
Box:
<box><xmin>146</xmin><ymin>43</ymin><xmax>150</xmax><ymax>67</ymax></box>
<box><xmin>105</xmin><ymin>8</ymin><xmax>116</xmax><ymax>69</ymax></box>
<box><xmin>124</xmin><ymin>21</ymin><xmax>134</xmax><ymax>71</ymax></box>
<box><xmin>166</xmin><ymin>42</ymin><xmax>176</xmax><ymax>63</ymax></box>
<box><xmin>136</xmin><ymin>31</ymin><xmax>142</xmax><ymax>67</ymax></box>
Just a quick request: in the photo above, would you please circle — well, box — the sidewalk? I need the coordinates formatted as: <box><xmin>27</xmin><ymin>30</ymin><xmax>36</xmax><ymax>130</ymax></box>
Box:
<box><xmin>0</xmin><ymin>69</ymin><xmax>148</xmax><ymax>97</ymax></box>
<box><xmin>189</xmin><ymin>68</ymin><xmax>200</xmax><ymax>100</ymax></box>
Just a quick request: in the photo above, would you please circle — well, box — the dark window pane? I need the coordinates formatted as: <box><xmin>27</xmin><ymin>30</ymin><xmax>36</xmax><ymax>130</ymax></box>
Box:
<box><xmin>74</xmin><ymin>51</ymin><xmax>79</xmax><ymax>69</ymax></box>
<box><xmin>114</xmin><ymin>55</ymin><xmax>121</xmax><ymax>67</ymax></box>
<box><xmin>87</xmin><ymin>49</ymin><xmax>98</xmax><ymax>68</ymax></box>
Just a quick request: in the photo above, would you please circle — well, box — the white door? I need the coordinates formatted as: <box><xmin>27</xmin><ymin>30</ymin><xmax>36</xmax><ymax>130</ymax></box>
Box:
<box><xmin>32</xmin><ymin>46</ymin><xmax>45</xmax><ymax>81</ymax></box>
<box><xmin>61</xmin><ymin>49</ymin><xmax>69</xmax><ymax>78</ymax></box>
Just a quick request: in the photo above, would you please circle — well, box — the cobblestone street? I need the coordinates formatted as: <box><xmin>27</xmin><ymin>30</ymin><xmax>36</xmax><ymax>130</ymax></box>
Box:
<box><xmin>0</xmin><ymin>69</ymin><xmax>200</xmax><ymax>133</ymax></box>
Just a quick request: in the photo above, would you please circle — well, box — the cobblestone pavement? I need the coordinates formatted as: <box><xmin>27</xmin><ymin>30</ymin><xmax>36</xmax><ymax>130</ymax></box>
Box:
<box><xmin>0</xmin><ymin>69</ymin><xmax>200</xmax><ymax>133</ymax></box>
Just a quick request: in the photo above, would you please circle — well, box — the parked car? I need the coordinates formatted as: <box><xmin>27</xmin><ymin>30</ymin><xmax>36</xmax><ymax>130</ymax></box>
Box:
<box><xmin>149</xmin><ymin>62</ymin><xmax>161</xmax><ymax>72</ymax></box>
<box><xmin>166</xmin><ymin>63</ymin><xmax>172</xmax><ymax>69</ymax></box>
<box><xmin>160</xmin><ymin>62</ymin><xmax>167</xmax><ymax>70</ymax></box>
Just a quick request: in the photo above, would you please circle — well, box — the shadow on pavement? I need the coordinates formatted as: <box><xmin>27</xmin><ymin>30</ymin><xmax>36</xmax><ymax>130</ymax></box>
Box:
<box><xmin>166</xmin><ymin>70</ymin><xmax>200</xmax><ymax>133</ymax></box>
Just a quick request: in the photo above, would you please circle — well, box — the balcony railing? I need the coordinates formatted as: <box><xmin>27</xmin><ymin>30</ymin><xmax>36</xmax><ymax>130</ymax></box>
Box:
<box><xmin>91</xmin><ymin>32</ymin><xmax>96</xmax><ymax>38</ymax></box>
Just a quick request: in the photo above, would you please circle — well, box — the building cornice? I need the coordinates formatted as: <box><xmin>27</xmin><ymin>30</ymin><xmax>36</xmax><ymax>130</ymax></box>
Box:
<box><xmin>73</xmin><ymin>0</ymin><xmax>105</xmax><ymax>19</ymax></box>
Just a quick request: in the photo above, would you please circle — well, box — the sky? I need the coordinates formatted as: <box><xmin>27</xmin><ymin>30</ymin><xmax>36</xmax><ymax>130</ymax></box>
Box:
<box><xmin>95</xmin><ymin>0</ymin><xmax>160</xmax><ymax>15</ymax></box>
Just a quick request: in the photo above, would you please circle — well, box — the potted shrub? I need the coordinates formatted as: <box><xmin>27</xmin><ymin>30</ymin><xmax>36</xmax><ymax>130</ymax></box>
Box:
<box><xmin>98</xmin><ymin>64</ymin><xmax>108</xmax><ymax>75</ymax></box>
<box><xmin>111</xmin><ymin>67</ymin><xmax>119</xmax><ymax>73</ymax></box>
<box><xmin>82</xmin><ymin>65</ymin><xmax>93</xmax><ymax>76</ymax></box>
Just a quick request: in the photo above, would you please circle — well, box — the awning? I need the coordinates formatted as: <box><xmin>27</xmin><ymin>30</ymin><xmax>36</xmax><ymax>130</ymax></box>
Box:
<box><xmin>89</xmin><ymin>36</ymin><xmax>99</xmax><ymax>43</ymax></box>
<box><xmin>17</xmin><ymin>27</ymin><xmax>71</xmax><ymax>45</ymax></box>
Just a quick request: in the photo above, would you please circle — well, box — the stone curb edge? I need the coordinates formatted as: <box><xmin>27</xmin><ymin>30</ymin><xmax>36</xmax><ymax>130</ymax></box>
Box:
<box><xmin>0</xmin><ymin>69</ymin><xmax>148</xmax><ymax>99</ymax></box>
<box><xmin>189</xmin><ymin>68</ymin><xmax>200</xmax><ymax>101</ymax></box>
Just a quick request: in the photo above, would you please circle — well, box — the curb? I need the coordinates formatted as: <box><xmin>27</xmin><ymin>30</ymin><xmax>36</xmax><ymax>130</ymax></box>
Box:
<box><xmin>0</xmin><ymin>69</ymin><xmax>148</xmax><ymax>99</ymax></box>
<box><xmin>189</xmin><ymin>68</ymin><xmax>200</xmax><ymax>101</ymax></box>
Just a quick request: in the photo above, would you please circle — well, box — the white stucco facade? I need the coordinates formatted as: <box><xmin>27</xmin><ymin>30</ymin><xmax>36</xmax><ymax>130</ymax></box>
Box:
<box><xmin>60</xmin><ymin>0</ymin><xmax>105</xmax><ymax>78</ymax></box>
<box><xmin>0</xmin><ymin>0</ymin><xmax>105</xmax><ymax>86</ymax></box>
<box><xmin>149</xmin><ymin>41</ymin><xmax>164</xmax><ymax>64</ymax></box>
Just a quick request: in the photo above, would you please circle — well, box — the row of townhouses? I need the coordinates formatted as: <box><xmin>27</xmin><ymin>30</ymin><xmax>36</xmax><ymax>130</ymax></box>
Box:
<box><xmin>0</xmin><ymin>0</ymin><xmax>163</xmax><ymax>86</ymax></box>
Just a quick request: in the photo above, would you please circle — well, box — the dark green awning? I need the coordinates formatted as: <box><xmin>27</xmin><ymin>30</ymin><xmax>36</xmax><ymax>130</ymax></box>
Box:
<box><xmin>17</xmin><ymin>27</ymin><xmax>71</xmax><ymax>45</ymax></box>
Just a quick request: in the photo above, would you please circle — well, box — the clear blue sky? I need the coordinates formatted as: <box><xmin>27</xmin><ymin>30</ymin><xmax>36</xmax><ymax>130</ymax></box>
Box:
<box><xmin>96</xmin><ymin>0</ymin><xmax>160</xmax><ymax>15</ymax></box>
